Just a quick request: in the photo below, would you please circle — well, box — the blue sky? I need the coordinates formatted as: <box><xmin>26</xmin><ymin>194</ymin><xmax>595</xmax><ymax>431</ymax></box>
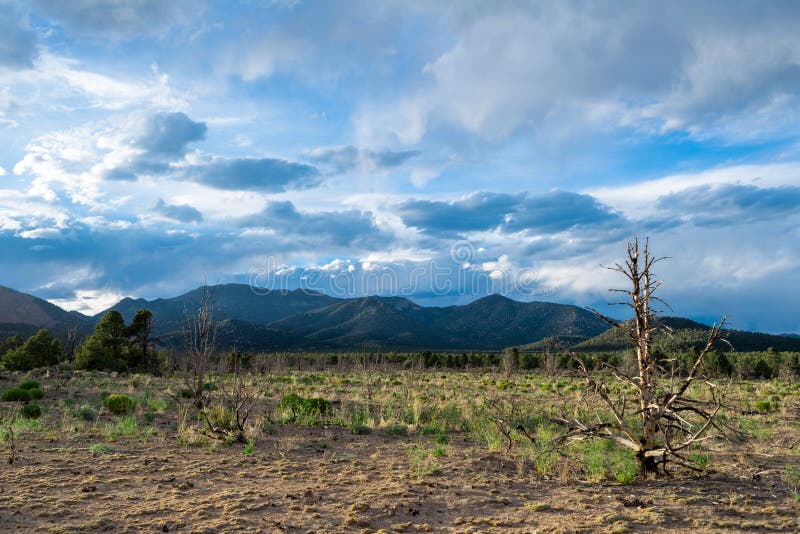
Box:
<box><xmin>1</xmin><ymin>1</ymin><xmax>799</xmax><ymax>333</ymax></box>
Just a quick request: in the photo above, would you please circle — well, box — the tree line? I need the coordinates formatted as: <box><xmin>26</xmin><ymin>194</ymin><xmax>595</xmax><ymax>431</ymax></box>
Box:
<box><xmin>1</xmin><ymin>309</ymin><xmax>798</xmax><ymax>380</ymax></box>
<box><xmin>0</xmin><ymin>309</ymin><xmax>156</xmax><ymax>373</ymax></box>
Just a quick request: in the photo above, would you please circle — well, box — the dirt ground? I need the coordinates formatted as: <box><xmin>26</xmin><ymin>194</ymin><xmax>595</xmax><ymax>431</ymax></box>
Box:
<box><xmin>1</xmin><ymin>369</ymin><xmax>799</xmax><ymax>533</ymax></box>
<box><xmin>1</xmin><ymin>423</ymin><xmax>798</xmax><ymax>533</ymax></box>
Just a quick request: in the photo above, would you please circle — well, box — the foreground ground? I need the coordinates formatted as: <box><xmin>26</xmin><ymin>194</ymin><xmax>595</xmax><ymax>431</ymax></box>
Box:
<box><xmin>1</xmin><ymin>369</ymin><xmax>798</xmax><ymax>532</ymax></box>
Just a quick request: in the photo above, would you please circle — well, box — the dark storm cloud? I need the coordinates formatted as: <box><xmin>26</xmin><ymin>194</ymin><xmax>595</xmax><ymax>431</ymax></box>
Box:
<box><xmin>397</xmin><ymin>191</ymin><xmax>624</xmax><ymax>236</ymax></box>
<box><xmin>183</xmin><ymin>158</ymin><xmax>320</xmax><ymax>192</ymax></box>
<box><xmin>239</xmin><ymin>201</ymin><xmax>385</xmax><ymax>247</ymax></box>
<box><xmin>397</xmin><ymin>192</ymin><xmax>523</xmax><ymax>234</ymax></box>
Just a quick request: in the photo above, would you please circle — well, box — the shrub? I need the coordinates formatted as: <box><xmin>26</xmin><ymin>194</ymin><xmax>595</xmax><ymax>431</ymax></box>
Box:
<box><xmin>103</xmin><ymin>394</ymin><xmax>137</xmax><ymax>415</ymax></box>
<box><xmin>76</xmin><ymin>404</ymin><xmax>97</xmax><ymax>422</ymax></box>
<box><xmin>383</xmin><ymin>423</ymin><xmax>409</xmax><ymax>437</ymax></box>
<box><xmin>2</xmin><ymin>388</ymin><xmax>32</xmax><ymax>402</ymax></box>
<box><xmin>28</xmin><ymin>388</ymin><xmax>44</xmax><ymax>400</ymax></box>
<box><xmin>18</xmin><ymin>381</ymin><xmax>41</xmax><ymax>390</ymax></box>
<box><xmin>351</xmin><ymin>424</ymin><xmax>372</xmax><ymax>435</ymax></box>
<box><xmin>21</xmin><ymin>404</ymin><xmax>41</xmax><ymax>419</ymax></box>
<box><xmin>201</xmin><ymin>404</ymin><xmax>237</xmax><ymax>432</ymax></box>
<box><xmin>279</xmin><ymin>393</ymin><xmax>331</xmax><ymax>422</ymax></box>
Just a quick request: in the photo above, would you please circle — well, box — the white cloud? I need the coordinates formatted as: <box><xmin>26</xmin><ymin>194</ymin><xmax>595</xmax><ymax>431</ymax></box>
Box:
<box><xmin>217</xmin><ymin>32</ymin><xmax>310</xmax><ymax>81</ymax></box>
<box><xmin>19</xmin><ymin>227</ymin><xmax>62</xmax><ymax>239</ymax></box>
<box><xmin>49</xmin><ymin>288</ymin><xmax>127</xmax><ymax>315</ymax></box>
<box><xmin>587</xmin><ymin>162</ymin><xmax>800</xmax><ymax>218</ymax></box>
<box><xmin>37</xmin><ymin>54</ymin><xmax>186</xmax><ymax>111</ymax></box>
<box><xmin>0</xmin><ymin>213</ymin><xmax>21</xmax><ymax>231</ymax></box>
<box><xmin>358</xmin><ymin>2</ymin><xmax>800</xmax><ymax>144</ymax></box>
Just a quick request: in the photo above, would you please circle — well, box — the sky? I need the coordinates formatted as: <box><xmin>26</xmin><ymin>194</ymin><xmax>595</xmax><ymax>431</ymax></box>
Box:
<box><xmin>0</xmin><ymin>0</ymin><xmax>799</xmax><ymax>333</ymax></box>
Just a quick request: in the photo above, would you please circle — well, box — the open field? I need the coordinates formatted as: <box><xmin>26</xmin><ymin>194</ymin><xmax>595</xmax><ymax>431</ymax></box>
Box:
<box><xmin>1</xmin><ymin>367</ymin><xmax>799</xmax><ymax>533</ymax></box>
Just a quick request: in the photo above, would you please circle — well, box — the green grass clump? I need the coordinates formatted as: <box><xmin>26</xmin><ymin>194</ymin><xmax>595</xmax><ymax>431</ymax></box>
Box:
<box><xmin>351</xmin><ymin>424</ymin><xmax>372</xmax><ymax>435</ymax></box>
<box><xmin>689</xmin><ymin>452</ymin><xmax>711</xmax><ymax>471</ymax></box>
<box><xmin>2</xmin><ymin>388</ymin><xmax>32</xmax><ymax>402</ymax></box>
<box><xmin>103</xmin><ymin>394</ymin><xmax>136</xmax><ymax>415</ymax></box>
<box><xmin>754</xmin><ymin>400</ymin><xmax>773</xmax><ymax>412</ymax></box>
<box><xmin>90</xmin><ymin>443</ymin><xmax>114</xmax><ymax>455</ymax></box>
<box><xmin>105</xmin><ymin>416</ymin><xmax>139</xmax><ymax>440</ymax></box>
<box><xmin>28</xmin><ymin>388</ymin><xmax>44</xmax><ymax>400</ymax></box>
<box><xmin>418</xmin><ymin>424</ymin><xmax>443</xmax><ymax>435</ymax></box>
<box><xmin>578</xmin><ymin>439</ymin><xmax>639</xmax><ymax>484</ymax></box>
<box><xmin>21</xmin><ymin>404</ymin><xmax>41</xmax><ymax>419</ymax></box>
<box><xmin>18</xmin><ymin>381</ymin><xmax>41</xmax><ymax>390</ymax></box>
<box><xmin>201</xmin><ymin>404</ymin><xmax>237</xmax><ymax>432</ymax></box>
<box><xmin>278</xmin><ymin>393</ymin><xmax>331</xmax><ymax>423</ymax></box>
<box><xmin>383</xmin><ymin>423</ymin><xmax>409</xmax><ymax>437</ymax></box>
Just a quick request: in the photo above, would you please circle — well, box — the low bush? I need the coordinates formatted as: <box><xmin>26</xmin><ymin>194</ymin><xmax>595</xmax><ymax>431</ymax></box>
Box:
<box><xmin>279</xmin><ymin>393</ymin><xmax>331</xmax><ymax>422</ymax></box>
<box><xmin>21</xmin><ymin>404</ymin><xmax>41</xmax><ymax>419</ymax></box>
<box><xmin>383</xmin><ymin>423</ymin><xmax>409</xmax><ymax>437</ymax></box>
<box><xmin>76</xmin><ymin>404</ymin><xmax>97</xmax><ymax>422</ymax></box>
<box><xmin>18</xmin><ymin>381</ymin><xmax>41</xmax><ymax>390</ymax></box>
<box><xmin>2</xmin><ymin>388</ymin><xmax>32</xmax><ymax>402</ymax></box>
<box><xmin>28</xmin><ymin>388</ymin><xmax>44</xmax><ymax>400</ymax></box>
<box><xmin>103</xmin><ymin>394</ymin><xmax>137</xmax><ymax>415</ymax></box>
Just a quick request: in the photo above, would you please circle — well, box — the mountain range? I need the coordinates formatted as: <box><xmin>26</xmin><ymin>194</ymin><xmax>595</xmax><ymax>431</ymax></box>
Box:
<box><xmin>0</xmin><ymin>284</ymin><xmax>798</xmax><ymax>353</ymax></box>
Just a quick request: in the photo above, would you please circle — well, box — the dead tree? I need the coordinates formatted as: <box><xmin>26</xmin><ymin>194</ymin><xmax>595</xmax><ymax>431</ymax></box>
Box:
<box><xmin>180</xmin><ymin>284</ymin><xmax>218</xmax><ymax>409</ymax></box>
<box><xmin>63</xmin><ymin>322</ymin><xmax>80</xmax><ymax>364</ymax></box>
<box><xmin>199</xmin><ymin>350</ymin><xmax>258</xmax><ymax>443</ymax></box>
<box><xmin>556</xmin><ymin>236</ymin><xmax>730</xmax><ymax>475</ymax></box>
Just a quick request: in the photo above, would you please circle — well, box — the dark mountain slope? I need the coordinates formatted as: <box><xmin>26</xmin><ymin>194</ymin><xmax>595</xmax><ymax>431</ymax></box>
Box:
<box><xmin>101</xmin><ymin>284</ymin><xmax>338</xmax><ymax>334</ymax></box>
<box><xmin>0</xmin><ymin>286</ymin><xmax>92</xmax><ymax>342</ymax></box>
<box><xmin>271</xmin><ymin>294</ymin><xmax>610</xmax><ymax>350</ymax></box>
<box><xmin>0</xmin><ymin>286</ymin><xmax>90</xmax><ymax>329</ymax></box>
<box><xmin>571</xmin><ymin>316</ymin><xmax>800</xmax><ymax>353</ymax></box>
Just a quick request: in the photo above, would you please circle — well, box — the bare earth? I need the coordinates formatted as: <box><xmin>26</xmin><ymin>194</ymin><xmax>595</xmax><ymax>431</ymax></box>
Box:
<box><xmin>2</xmin><ymin>426</ymin><xmax>798</xmax><ymax>533</ymax></box>
<box><xmin>1</xmin><ymin>370</ymin><xmax>799</xmax><ymax>533</ymax></box>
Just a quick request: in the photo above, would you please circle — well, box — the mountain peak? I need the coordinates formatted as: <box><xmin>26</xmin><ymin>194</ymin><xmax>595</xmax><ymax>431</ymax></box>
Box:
<box><xmin>469</xmin><ymin>294</ymin><xmax>516</xmax><ymax>305</ymax></box>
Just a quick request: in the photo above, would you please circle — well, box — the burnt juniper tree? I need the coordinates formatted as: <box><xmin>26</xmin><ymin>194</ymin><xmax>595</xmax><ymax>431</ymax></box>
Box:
<box><xmin>181</xmin><ymin>284</ymin><xmax>218</xmax><ymax>409</ymax></box>
<box><xmin>557</xmin><ymin>236</ymin><xmax>729</xmax><ymax>475</ymax></box>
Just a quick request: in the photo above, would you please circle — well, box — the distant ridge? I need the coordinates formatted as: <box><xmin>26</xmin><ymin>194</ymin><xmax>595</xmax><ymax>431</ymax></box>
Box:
<box><xmin>569</xmin><ymin>317</ymin><xmax>800</xmax><ymax>353</ymax></box>
<box><xmin>0</xmin><ymin>283</ymin><xmax>798</xmax><ymax>352</ymax></box>
<box><xmin>0</xmin><ymin>286</ymin><xmax>91</xmax><ymax>339</ymax></box>
<box><xmin>104</xmin><ymin>286</ymin><xmax>610</xmax><ymax>350</ymax></box>
<box><xmin>102</xmin><ymin>284</ymin><xmax>337</xmax><ymax>331</ymax></box>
